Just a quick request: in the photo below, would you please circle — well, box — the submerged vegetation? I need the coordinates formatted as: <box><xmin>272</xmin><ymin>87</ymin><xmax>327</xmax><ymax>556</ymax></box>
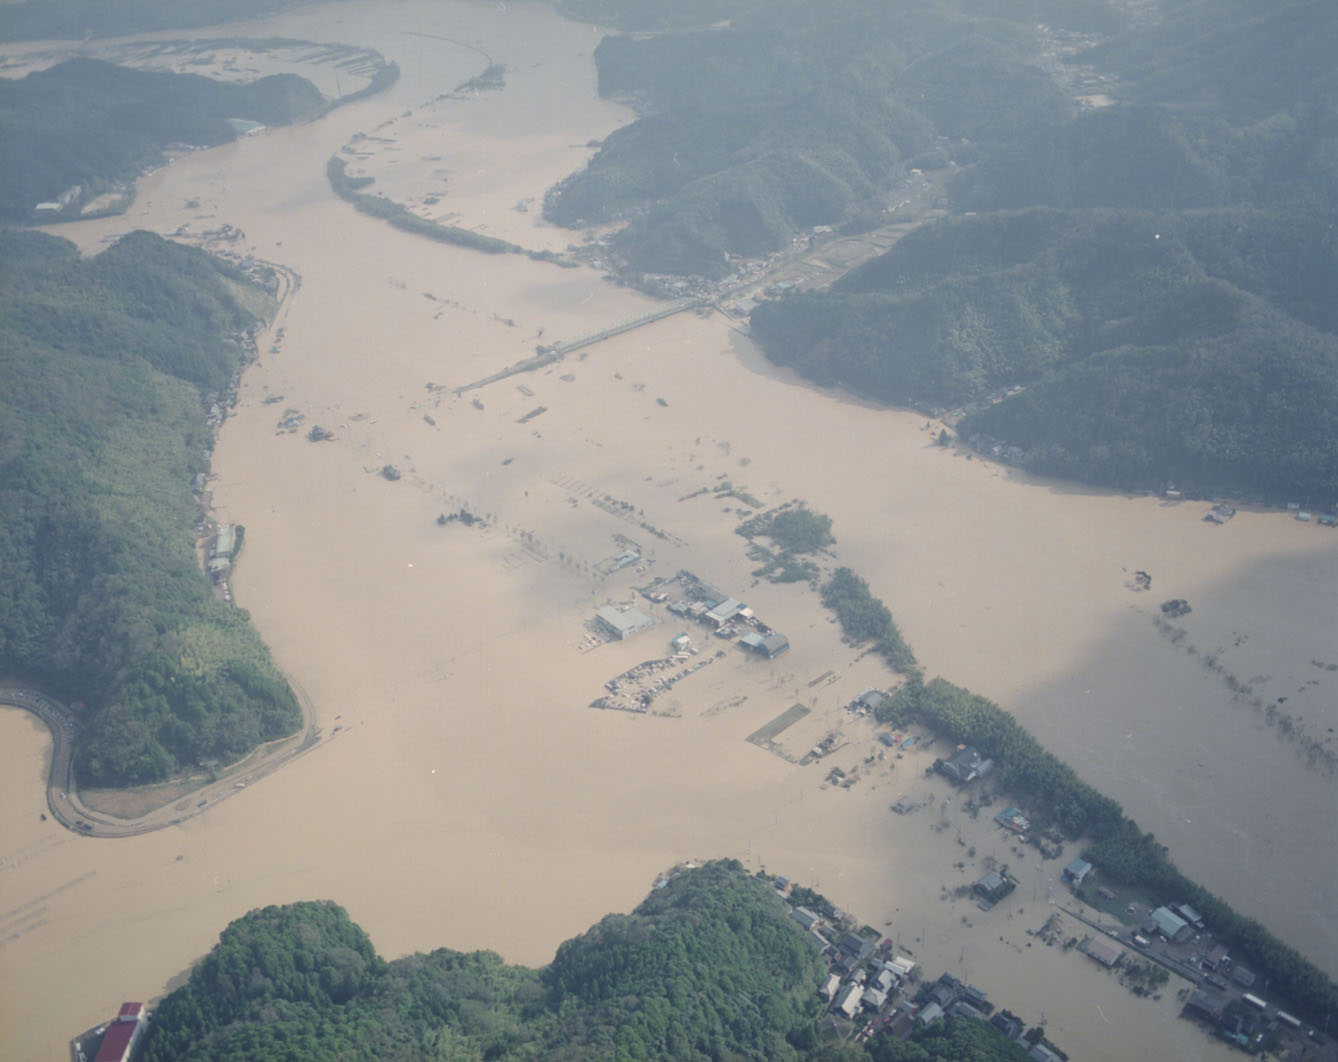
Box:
<box><xmin>821</xmin><ymin>568</ymin><xmax>918</xmax><ymax>675</ymax></box>
<box><xmin>806</xmin><ymin>555</ymin><xmax>1338</xmax><ymax>1026</ymax></box>
<box><xmin>0</xmin><ymin>229</ymin><xmax>300</xmax><ymax>786</ymax></box>
<box><xmin>326</xmin><ymin>155</ymin><xmax>565</xmax><ymax>264</ymax></box>
<box><xmin>876</xmin><ymin>674</ymin><xmax>1338</xmax><ymax>1026</ymax></box>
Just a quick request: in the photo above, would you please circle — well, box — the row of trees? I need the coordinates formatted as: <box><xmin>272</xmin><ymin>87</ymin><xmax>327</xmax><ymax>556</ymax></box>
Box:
<box><xmin>878</xmin><ymin>675</ymin><xmax>1338</xmax><ymax>1025</ymax></box>
<box><xmin>0</xmin><ymin>229</ymin><xmax>300</xmax><ymax>785</ymax></box>
<box><xmin>326</xmin><ymin>156</ymin><xmax>564</xmax><ymax>264</ymax></box>
<box><xmin>808</xmin><ymin>561</ymin><xmax>1338</xmax><ymax>1025</ymax></box>
<box><xmin>820</xmin><ymin>567</ymin><xmax>918</xmax><ymax>674</ymax></box>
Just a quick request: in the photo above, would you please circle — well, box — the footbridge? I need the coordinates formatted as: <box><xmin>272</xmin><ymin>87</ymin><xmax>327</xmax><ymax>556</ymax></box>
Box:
<box><xmin>454</xmin><ymin>297</ymin><xmax>707</xmax><ymax>394</ymax></box>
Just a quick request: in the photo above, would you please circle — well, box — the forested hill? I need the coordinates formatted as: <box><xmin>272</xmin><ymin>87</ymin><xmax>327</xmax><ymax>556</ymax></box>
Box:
<box><xmin>748</xmin><ymin>0</ymin><xmax>1338</xmax><ymax>504</ymax></box>
<box><xmin>0</xmin><ymin>229</ymin><xmax>300</xmax><ymax>786</ymax></box>
<box><xmin>139</xmin><ymin>861</ymin><xmax>1028</xmax><ymax>1061</ymax></box>
<box><xmin>0</xmin><ymin>58</ymin><xmax>326</xmax><ymax>223</ymax></box>
<box><xmin>543</xmin><ymin>0</ymin><xmax>1108</xmax><ymax>278</ymax></box>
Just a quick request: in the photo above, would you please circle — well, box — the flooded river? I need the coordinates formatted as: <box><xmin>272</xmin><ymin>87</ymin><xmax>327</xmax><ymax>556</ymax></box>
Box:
<box><xmin>1</xmin><ymin>3</ymin><xmax>1334</xmax><ymax>1060</ymax></box>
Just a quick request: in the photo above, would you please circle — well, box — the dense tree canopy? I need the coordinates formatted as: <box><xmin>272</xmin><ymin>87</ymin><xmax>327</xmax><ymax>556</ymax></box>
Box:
<box><xmin>544</xmin><ymin>0</ymin><xmax>1085</xmax><ymax>276</ymax></box>
<box><xmin>745</xmin><ymin>1</ymin><xmax>1338</xmax><ymax>503</ymax></box>
<box><xmin>143</xmin><ymin>862</ymin><xmax>840</xmax><ymax>1062</ymax></box>
<box><xmin>0</xmin><ymin>229</ymin><xmax>300</xmax><ymax>785</ymax></box>
<box><xmin>752</xmin><ymin>206</ymin><xmax>1338</xmax><ymax>502</ymax></box>
<box><xmin>142</xmin><ymin>863</ymin><xmax>1046</xmax><ymax>1061</ymax></box>
<box><xmin>0</xmin><ymin>58</ymin><xmax>325</xmax><ymax>222</ymax></box>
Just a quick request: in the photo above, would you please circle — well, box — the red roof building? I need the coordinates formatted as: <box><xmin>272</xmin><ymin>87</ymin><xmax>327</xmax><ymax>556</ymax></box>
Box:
<box><xmin>93</xmin><ymin>1002</ymin><xmax>144</xmax><ymax>1062</ymax></box>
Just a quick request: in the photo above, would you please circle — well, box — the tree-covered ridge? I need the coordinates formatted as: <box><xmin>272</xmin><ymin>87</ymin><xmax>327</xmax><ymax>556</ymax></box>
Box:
<box><xmin>751</xmin><ymin>205</ymin><xmax>1338</xmax><ymax>501</ymax></box>
<box><xmin>0</xmin><ymin>57</ymin><xmax>326</xmax><ymax>222</ymax></box>
<box><xmin>142</xmin><ymin>862</ymin><xmax>839</xmax><ymax>1062</ymax></box>
<box><xmin>140</xmin><ymin>864</ymin><xmax>1040</xmax><ymax>1061</ymax></box>
<box><xmin>544</xmin><ymin>0</ymin><xmax>1091</xmax><ymax>277</ymax></box>
<box><xmin>745</xmin><ymin>0</ymin><xmax>1338</xmax><ymax>503</ymax></box>
<box><xmin>0</xmin><ymin>229</ymin><xmax>300</xmax><ymax>785</ymax></box>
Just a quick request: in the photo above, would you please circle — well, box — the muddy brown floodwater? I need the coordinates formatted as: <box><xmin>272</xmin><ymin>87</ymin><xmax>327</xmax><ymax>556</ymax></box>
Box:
<box><xmin>2</xmin><ymin>3</ymin><xmax>1334</xmax><ymax>1060</ymax></box>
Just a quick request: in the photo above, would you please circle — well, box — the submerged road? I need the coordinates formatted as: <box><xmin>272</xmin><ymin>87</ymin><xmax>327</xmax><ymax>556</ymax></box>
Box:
<box><xmin>1</xmin><ymin>681</ymin><xmax>321</xmax><ymax>839</ymax></box>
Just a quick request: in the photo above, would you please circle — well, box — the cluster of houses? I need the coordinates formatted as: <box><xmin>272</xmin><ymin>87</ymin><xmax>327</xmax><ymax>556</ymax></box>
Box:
<box><xmin>777</xmin><ymin>879</ymin><xmax>1065</xmax><ymax>1059</ymax></box>
<box><xmin>662</xmin><ymin>570</ymin><xmax>790</xmax><ymax>656</ymax></box>
<box><xmin>601</xmin><ymin>569</ymin><xmax>790</xmax><ymax>657</ymax></box>
<box><xmin>1182</xmin><ymin>989</ymin><xmax>1309</xmax><ymax>1053</ymax></box>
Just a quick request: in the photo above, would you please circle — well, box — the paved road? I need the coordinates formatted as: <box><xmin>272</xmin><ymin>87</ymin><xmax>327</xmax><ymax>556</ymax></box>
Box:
<box><xmin>1</xmin><ymin>681</ymin><xmax>320</xmax><ymax>838</ymax></box>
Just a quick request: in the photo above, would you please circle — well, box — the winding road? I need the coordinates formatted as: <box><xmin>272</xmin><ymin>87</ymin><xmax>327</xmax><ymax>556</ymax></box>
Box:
<box><xmin>1</xmin><ymin>681</ymin><xmax>320</xmax><ymax>838</ymax></box>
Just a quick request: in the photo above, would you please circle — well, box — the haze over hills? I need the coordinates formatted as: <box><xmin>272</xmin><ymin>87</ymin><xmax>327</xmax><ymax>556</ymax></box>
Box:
<box><xmin>545</xmin><ymin>0</ymin><xmax>1338</xmax><ymax>504</ymax></box>
<box><xmin>0</xmin><ymin>57</ymin><xmax>327</xmax><ymax>223</ymax></box>
<box><xmin>1</xmin><ymin>3</ymin><xmax>1335</xmax><ymax>1059</ymax></box>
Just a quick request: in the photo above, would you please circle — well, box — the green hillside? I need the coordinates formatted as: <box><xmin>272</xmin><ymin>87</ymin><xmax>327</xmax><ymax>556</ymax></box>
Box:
<box><xmin>544</xmin><ymin>0</ymin><xmax>1091</xmax><ymax>277</ymax></box>
<box><xmin>141</xmin><ymin>862</ymin><xmax>829</xmax><ymax>1062</ymax></box>
<box><xmin>140</xmin><ymin>861</ymin><xmax>1033</xmax><ymax>1061</ymax></box>
<box><xmin>0</xmin><ymin>58</ymin><xmax>325</xmax><ymax>223</ymax></box>
<box><xmin>0</xmin><ymin>229</ymin><xmax>300</xmax><ymax>786</ymax></box>
<box><xmin>745</xmin><ymin>0</ymin><xmax>1338</xmax><ymax>503</ymax></box>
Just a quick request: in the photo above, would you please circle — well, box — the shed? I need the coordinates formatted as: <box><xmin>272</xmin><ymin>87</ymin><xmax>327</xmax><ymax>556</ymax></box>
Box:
<box><xmin>916</xmin><ymin>1002</ymin><xmax>944</xmax><ymax>1025</ymax></box>
<box><xmin>595</xmin><ymin>605</ymin><xmax>655</xmax><ymax>640</ymax></box>
<box><xmin>1063</xmin><ymin>858</ymin><xmax>1093</xmax><ymax>887</ymax></box>
<box><xmin>1083</xmin><ymin>936</ymin><xmax>1124</xmax><ymax>967</ymax></box>
<box><xmin>1146</xmin><ymin>906</ymin><xmax>1192</xmax><ymax>943</ymax></box>
<box><xmin>974</xmin><ymin>871</ymin><xmax>1009</xmax><ymax>903</ymax></box>
<box><xmin>1203</xmin><ymin>943</ymin><xmax>1230</xmax><ymax>969</ymax></box>
<box><xmin>1183</xmin><ymin>992</ymin><xmax>1219</xmax><ymax>1022</ymax></box>
<box><xmin>705</xmin><ymin>597</ymin><xmax>745</xmax><ymax>626</ymax></box>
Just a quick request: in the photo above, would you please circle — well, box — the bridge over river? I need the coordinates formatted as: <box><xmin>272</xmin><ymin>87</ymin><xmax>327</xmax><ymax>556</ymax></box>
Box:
<box><xmin>453</xmin><ymin>296</ymin><xmax>707</xmax><ymax>394</ymax></box>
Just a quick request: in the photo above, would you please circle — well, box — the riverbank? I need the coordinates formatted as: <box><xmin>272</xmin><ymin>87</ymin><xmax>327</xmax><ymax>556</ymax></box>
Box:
<box><xmin>1</xmin><ymin>4</ymin><xmax>1333</xmax><ymax>1061</ymax></box>
<box><xmin>0</xmin><ymin>682</ymin><xmax>320</xmax><ymax>838</ymax></box>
